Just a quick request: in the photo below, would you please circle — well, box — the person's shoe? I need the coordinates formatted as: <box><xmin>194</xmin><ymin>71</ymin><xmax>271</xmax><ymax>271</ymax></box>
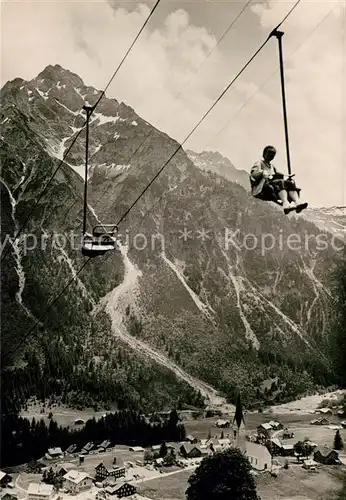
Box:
<box><xmin>283</xmin><ymin>202</ymin><xmax>296</xmax><ymax>215</ymax></box>
<box><xmin>296</xmin><ymin>202</ymin><xmax>308</xmax><ymax>213</ymax></box>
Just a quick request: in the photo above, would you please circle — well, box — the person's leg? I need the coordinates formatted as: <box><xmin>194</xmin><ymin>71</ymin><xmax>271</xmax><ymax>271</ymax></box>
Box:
<box><xmin>271</xmin><ymin>179</ymin><xmax>298</xmax><ymax>214</ymax></box>
<box><xmin>277</xmin><ymin>189</ymin><xmax>290</xmax><ymax>209</ymax></box>
<box><xmin>271</xmin><ymin>180</ymin><xmax>291</xmax><ymax>209</ymax></box>
<box><xmin>286</xmin><ymin>181</ymin><xmax>308</xmax><ymax>212</ymax></box>
<box><xmin>288</xmin><ymin>190</ymin><xmax>299</xmax><ymax>205</ymax></box>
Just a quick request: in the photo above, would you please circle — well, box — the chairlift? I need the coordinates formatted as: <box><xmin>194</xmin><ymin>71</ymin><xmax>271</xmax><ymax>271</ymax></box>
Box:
<box><xmin>250</xmin><ymin>30</ymin><xmax>308</xmax><ymax>215</ymax></box>
<box><xmin>82</xmin><ymin>225</ymin><xmax>118</xmax><ymax>257</ymax></box>
<box><xmin>81</xmin><ymin>105</ymin><xmax>117</xmax><ymax>258</ymax></box>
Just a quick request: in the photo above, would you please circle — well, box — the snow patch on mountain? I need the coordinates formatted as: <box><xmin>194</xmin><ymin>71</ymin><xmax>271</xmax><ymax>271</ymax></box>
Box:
<box><xmin>320</xmin><ymin>206</ymin><xmax>346</xmax><ymax>216</ymax></box>
<box><xmin>75</xmin><ymin>87</ymin><xmax>89</xmax><ymax>102</ymax></box>
<box><xmin>46</xmin><ymin>134</ymin><xmax>73</xmax><ymax>161</ymax></box>
<box><xmin>89</xmin><ymin>112</ymin><xmax>127</xmax><ymax>126</ymax></box>
<box><xmin>301</xmin><ymin>207</ymin><xmax>346</xmax><ymax>241</ymax></box>
<box><xmin>36</xmin><ymin>88</ymin><xmax>48</xmax><ymax>100</ymax></box>
<box><xmin>95</xmin><ymin>163</ymin><xmax>130</xmax><ymax>179</ymax></box>
<box><xmin>64</xmin><ymin>161</ymin><xmax>85</xmax><ymax>179</ymax></box>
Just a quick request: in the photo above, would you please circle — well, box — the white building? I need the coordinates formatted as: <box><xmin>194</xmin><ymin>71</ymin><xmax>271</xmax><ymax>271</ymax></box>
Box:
<box><xmin>47</xmin><ymin>448</ymin><xmax>63</xmax><ymax>458</ymax></box>
<box><xmin>27</xmin><ymin>483</ymin><xmax>55</xmax><ymax>500</ymax></box>
<box><xmin>63</xmin><ymin>470</ymin><xmax>93</xmax><ymax>494</ymax></box>
<box><xmin>243</xmin><ymin>441</ymin><xmax>272</xmax><ymax>471</ymax></box>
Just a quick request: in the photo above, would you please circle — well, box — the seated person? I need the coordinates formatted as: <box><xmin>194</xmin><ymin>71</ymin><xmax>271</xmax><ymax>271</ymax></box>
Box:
<box><xmin>250</xmin><ymin>145</ymin><xmax>308</xmax><ymax>214</ymax></box>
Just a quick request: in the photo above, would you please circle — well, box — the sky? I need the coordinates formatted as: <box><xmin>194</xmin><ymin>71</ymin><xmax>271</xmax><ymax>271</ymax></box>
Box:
<box><xmin>1</xmin><ymin>0</ymin><xmax>345</xmax><ymax>207</ymax></box>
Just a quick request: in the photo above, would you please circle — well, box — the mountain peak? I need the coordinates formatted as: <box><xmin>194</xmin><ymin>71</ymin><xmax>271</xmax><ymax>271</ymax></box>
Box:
<box><xmin>35</xmin><ymin>64</ymin><xmax>84</xmax><ymax>89</ymax></box>
<box><xmin>186</xmin><ymin>149</ymin><xmax>250</xmax><ymax>190</ymax></box>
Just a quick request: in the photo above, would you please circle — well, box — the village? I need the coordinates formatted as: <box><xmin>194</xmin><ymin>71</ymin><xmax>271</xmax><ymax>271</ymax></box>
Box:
<box><xmin>1</xmin><ymin>394</ymin><xmax>346</xmax><ymax>500</ymax></box>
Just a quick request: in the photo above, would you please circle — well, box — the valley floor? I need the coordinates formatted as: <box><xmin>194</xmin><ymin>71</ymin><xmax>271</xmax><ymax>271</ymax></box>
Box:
<box><xmin>20</xmin><ymin>389</ymin><xmax>345</xmax><ymax>429</ymax></box>
<box><xmin>137</xmin><ymin>466</ymin><xmax>345</xmax><ymax>500</ymax></box>
<box><xmin>11</xmin><ymin>390</ymin><xmax>345</xmax><ymax>500</ymax></box>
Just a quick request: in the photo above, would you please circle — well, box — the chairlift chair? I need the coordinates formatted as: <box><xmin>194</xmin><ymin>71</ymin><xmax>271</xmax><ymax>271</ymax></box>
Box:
<box><xmin>82</xmin><ymin>225</ymin><xmax>118</xmax><ymax>258</ymax></box>
<box><xmin>80</xmin><ymin>103</ymin><xmax>119</xmax><ymax>258</ymax></box>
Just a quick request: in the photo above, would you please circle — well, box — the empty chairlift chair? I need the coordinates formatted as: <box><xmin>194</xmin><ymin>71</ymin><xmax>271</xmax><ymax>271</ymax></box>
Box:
<box><xmin>82</xmin><ymin>225</ymin><xmax>118</xmax><ymax>258</ymax></box>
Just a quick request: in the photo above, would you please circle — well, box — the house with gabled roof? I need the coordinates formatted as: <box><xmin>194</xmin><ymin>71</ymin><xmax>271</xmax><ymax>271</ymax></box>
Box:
<box><xmin>269</xmin><ymin>438</ymin><xmax>282</xmax><ymax>456</ymax></box>
<box><xmin>65</xmin><ymin>444</ymin><xmax>77</xmax><ymax>454</ymax></box>
<box><xmin>27</xmin><ymin>483</ymin><xmax>55</xmax><ymax>500</ymax></box>
<box><xmin>63</xmin><ymin>470</ymin><xmax>93</xmax><ymax>494</ymax></box>
<box><xmin>47</xmin><ymin>447</ymin><xmax>63</xmax><ymax>458</ymax></box>
<box><xmin>95</xmin><ymin>462</ymin><xmax>126</xmax><ymax>481</ymax></box>
<box><xmin>281</xmin><ymin>444</ymin><xmax>295</xmax><ymax>456</ymax></box>
<box><xmin>0</xmin><ymin>493</ymin><xmax>17</xmax><ymax>500</ymax></box>
<box><xmin>0</xmin><ymin>472</ymin><xmax>12</xmax><ymax>487</ymax></box>
<box><xmin>310</xmin><ymin>417</ymin><xmax>330</xmax><ymax>426</ymax></box>
<box><xmin>268</xmin><ymin>420</ymin><xmax>283</xmax><ymax>430</ymax></box>
<box><xmin>42</xmin><ymin>464</ymin><xmax>72</xmax><ymax>477</ymax></box>
<box><xmin>314</xmin><ymin>447</ymin><xmax>339</xmax><ymax>465</ymax></box>
<box><xmin>316</xmin><ymin>408</ymin><xmax>332</xmax><ymax>415</ymax></box>
<box><xmin>97</xmin><ymin>440</ymin><xmax>111</xmax><ymax>452</ymax></box>
<box><xmin>179</xmin><ymin>444</ymin><xmax>205</xmax><ymax>458</ymax></box>
<box><xmin>105</xmin><ymin>482</ymin><xmax>136</xmax><ymax>497</ymax></box>
<box><xmin>257</xmin><ymin>423</ymin><xmax>272</xmax><ymax>439</ymax></box>
<box><xmin>243</xmin><ymin>441</ymin><xmax>272</xmax><ymax>471</ymax></box>
<box><xmin>81</xmin><ymin>442</ymin><xmax>94</xmax><ymax>454</ymax></box>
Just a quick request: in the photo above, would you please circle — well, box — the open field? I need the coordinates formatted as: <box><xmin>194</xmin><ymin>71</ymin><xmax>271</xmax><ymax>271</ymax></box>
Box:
<box><xmin>256</xmin><ymin>466</ymin><xmax>346</xmax><ymax>500</ymax></box>
<box><xmin>183</xmin><ymin>413</ymin><xmax>316</xmax><ymax>439</ymax></box>
<box><xmin>137</xmin><ymin>470</ymin><xmax>192</xmax><ymax>500</ymax></box>
<box><xmin>270</xmin><ymin>390</ymin><xmax>345</xmax><ymax>415</ymax></box>
<box><xmin>19</xmin><ymin>389</ymin><xmax>345</xmax><ymax>431</ymax></box>
<box><xmin>137</xmin><ymin>466</ymin><xmax>346</xmax><ymax>500</ymax></box>
<box><xmin>20</xmin><ymin>403</ymin><xmax>109</xmax><ymax>429</ymax></box>
<box><xmin>183</xmin><ymin>413</ymin><xmax>346</xmax><ymax>447</ymax></box>
<box><xmin>281</xmin><ymin>425</ymin><xmax>346</xmax><ymax>448</ymax></box>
